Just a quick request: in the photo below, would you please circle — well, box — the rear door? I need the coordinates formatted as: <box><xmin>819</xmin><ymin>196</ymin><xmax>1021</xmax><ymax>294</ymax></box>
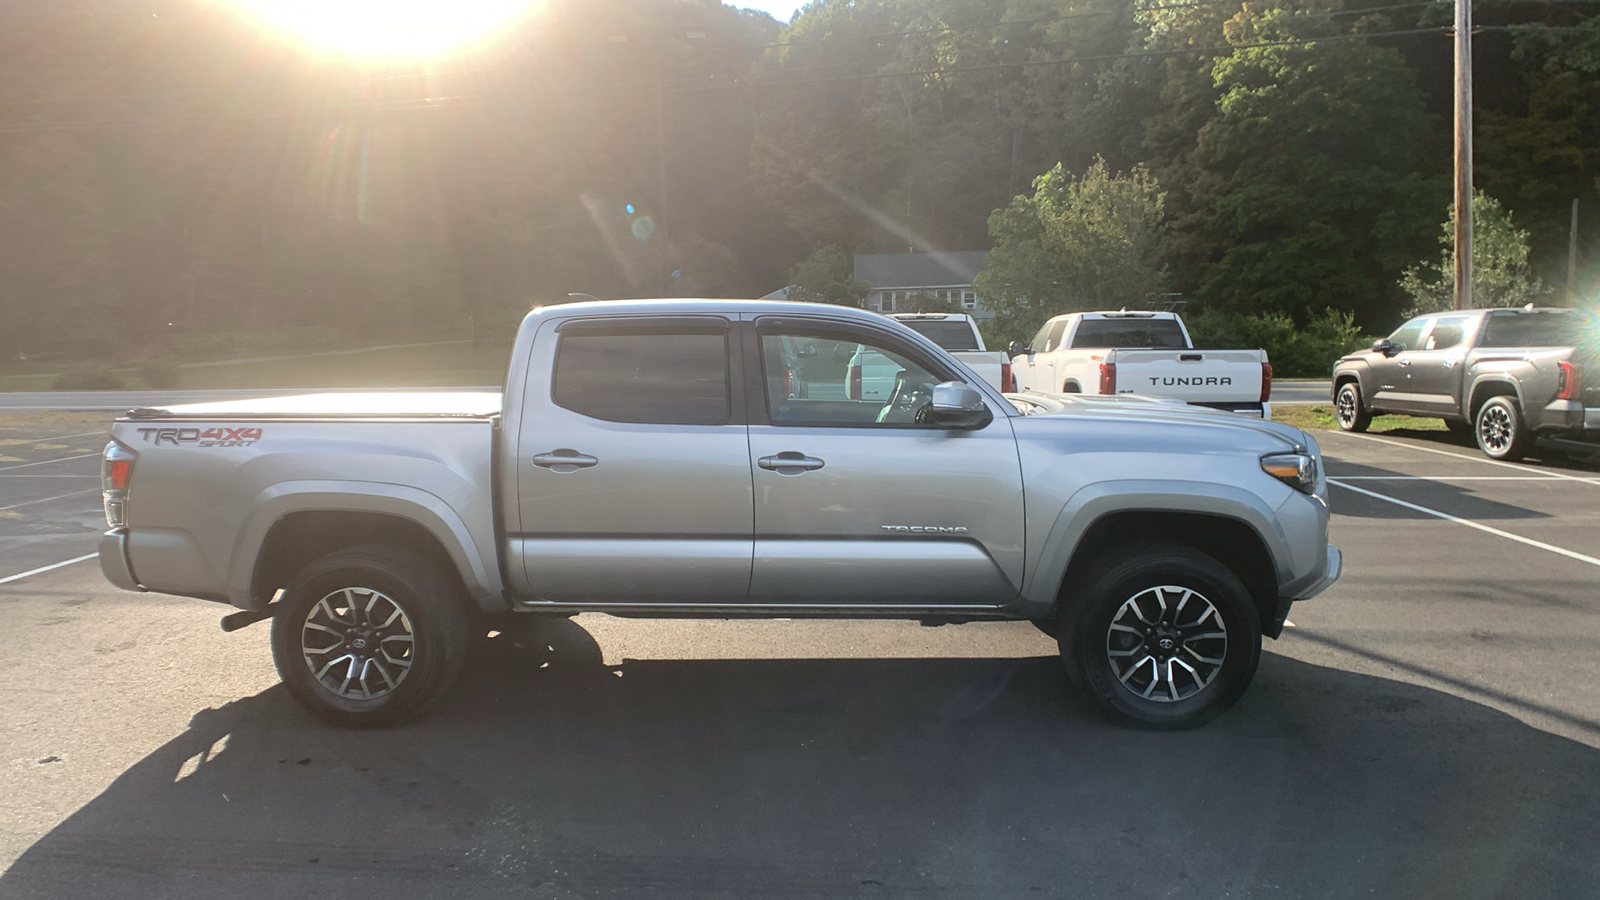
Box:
<box><xmin>513</xmin><ymin>315</ymin><xmax>753</xmax><ymax>603</ymax></box>
<box><xmin>1404</xmin><ymin>314</ymin><xmax>1475</xmax><ymax>415</ymax></box>
<box><xmin>744</xmin><ymin>316</ymin><xmax>1025</xmax><ymax>608</ymax></box>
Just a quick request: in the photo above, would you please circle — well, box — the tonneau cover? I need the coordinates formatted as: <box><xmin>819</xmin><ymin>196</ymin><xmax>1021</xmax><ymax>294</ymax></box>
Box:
<box><xmin>126</xmin><ymin>391</ymin><xmax>502</xmax><ymax>419</ymax></box>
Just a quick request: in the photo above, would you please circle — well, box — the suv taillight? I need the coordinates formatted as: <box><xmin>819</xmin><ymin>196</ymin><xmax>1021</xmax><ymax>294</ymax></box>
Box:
<box><xmin>1098</xmin><ymin>362</ymin><xmax>1117</xmax><ymax>395</ymax></box>
<box><xmin>1000</xmin><ymin>362</ymin><xmax>1014</xmax><ymax>393</ymax></box>
<box><xmin>1261</xmin><ymin>361</ymin><xmax>1274</xmax><ymax>403</ymax></box>
<box><xmin>1557</xmin><ymin>360</ymin><xmax>1582</xmax><ymax>401</ymax></box>
<box><xmin>102</xmin><ymin>441</ymin><xmax>136</xmax><ymax>528</ymax></box>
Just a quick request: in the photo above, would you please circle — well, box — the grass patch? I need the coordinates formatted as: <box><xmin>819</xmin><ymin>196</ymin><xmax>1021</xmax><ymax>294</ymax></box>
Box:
<box><xmin>1273</xmin><ymin>404</ymin><xmax>1446</xmax><ymax>433</ymax></box>
<box><xmin>0</xmin><ymin>411</ymin><xmax>116</xmax><ymax>434</ymax></box>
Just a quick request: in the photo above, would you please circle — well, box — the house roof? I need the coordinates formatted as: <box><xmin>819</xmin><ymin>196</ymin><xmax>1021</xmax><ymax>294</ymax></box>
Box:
<box><xmin>854</xmin><ymin>251</ymin><xmax>987</xmax><ymax>289</ymax></box>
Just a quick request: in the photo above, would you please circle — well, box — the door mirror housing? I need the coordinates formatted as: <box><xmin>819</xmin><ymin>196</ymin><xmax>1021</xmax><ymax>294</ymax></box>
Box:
<box><xmin>1371</xmin><ymin>338</ymin><xmax>1396</xmax><ymax>356</ymax></box>
<box><xmin>1008</xmin><ymin>340</ymin><xmax>1029</xmax><ymax>356</ymax></box>
<box><xmin>925</xmin><ymin>382</ymin><xmax>994</xmax><ymax>429</ymax></box>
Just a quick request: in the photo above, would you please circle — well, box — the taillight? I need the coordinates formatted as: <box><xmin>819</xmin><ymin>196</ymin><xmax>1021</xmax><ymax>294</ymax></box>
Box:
<box><xmin>1261</xmin><ymin>361</ymin><xmax>1274</xmax><ymax>403</ymax></box>
<box><xmin>1000</xmin><ymin>362</ymin><xmax>1014</xmax><ymax>393</ymax></box>
<box><xmin>1557</xmin><ymin>360</ymin><xmax>1582</xmax><ymax>401</ymax></box>
<box><xmin>1098</xmin><ymin>362</ymin><xmax>1117</xmax><ymax>394</ymax></box>
<box><xmin>847</xmin><ymin>364</ymin><xmax>862</xmax><ymax>401</ymax></box>
<box><xmin>102</xmin><ymin>441</ymin><xmax>136</xmax><ymax>528</ymax></box>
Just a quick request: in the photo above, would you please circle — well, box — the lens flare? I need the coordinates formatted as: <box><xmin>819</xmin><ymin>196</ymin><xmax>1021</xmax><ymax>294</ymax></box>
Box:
<box><xmin>235</xmin><ymin>0</ymin><xmax>531</xmax><ymax>58</ymax></box>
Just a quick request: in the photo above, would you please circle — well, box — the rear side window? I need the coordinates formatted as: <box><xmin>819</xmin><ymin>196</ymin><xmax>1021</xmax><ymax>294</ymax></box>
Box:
<box><xmin>1070</xmin><ymin>318</ymin><xmax>1187</xmax><ymax>349</ymax></box>
<box><xmin>899</xmin><ymin>320</ymin><xmax>980</xmax><ymax>351</ymax></box>
<box><xmin>553</xmin><ymin>330</ymin><xmax>730</xmax><ymax>425</ymax></box>
<box><xmin>1480</xmin><ymin>312</ymin><xmax>1598</xmax><ymax>348</ymax></box>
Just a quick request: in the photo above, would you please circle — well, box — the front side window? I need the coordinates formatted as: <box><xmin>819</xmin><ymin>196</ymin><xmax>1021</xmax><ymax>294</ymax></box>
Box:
<box><xmin>760</xmin><ymin>330</ymin><xmax>946</xmax><ymax>426</ymax></box>
<box><xmin>553</xmin><ymin>329</ymin><xmax>730</xmax><ymax>425</ymax></box>
<box><xmin>1386</xmin><ymin>318</ymin><xmax>1429</xmax><ymax>352</ymax></box>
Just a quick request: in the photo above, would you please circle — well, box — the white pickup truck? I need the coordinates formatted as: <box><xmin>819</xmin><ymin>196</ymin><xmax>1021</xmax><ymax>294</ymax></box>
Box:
<box><xmin>1009</xmin><ymin>311</ymin><xmax>1272</xmax><ymax>418</ymax></box>
<box><xmin>849</xmin><ymin>313</ymin><xmax>1013</xmax><ymax>401</ymax></box>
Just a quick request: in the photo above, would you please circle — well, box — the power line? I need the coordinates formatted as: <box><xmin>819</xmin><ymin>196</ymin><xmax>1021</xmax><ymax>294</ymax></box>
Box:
<box><xmin>0</xmin><ymin>25</ymin><xmax>1452</xmax><ymax>135</ymax></box>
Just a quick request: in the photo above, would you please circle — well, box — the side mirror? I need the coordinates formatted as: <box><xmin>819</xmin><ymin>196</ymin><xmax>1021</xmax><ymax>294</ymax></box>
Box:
<box><xmin>832</xmin><ymin>343</ymin><xmax>856</xmax><ymax>362</ymax></box>
<box><xmin>796</xmin><ymin>343</ymin><xmax>818</xmax><ymax>359</ymax></box>
<box><xmin>925</xmin><ymin>381</ymin><xmax>994</xmax><ymax>429</ymax></box>
<box><xmin>1008</xmin><ymin>340</ymin><xmax>1028</xmax><ymax>356</ymax></box>
<box><xmin>1371</xmin><ymin>338</ymin><xmax>1395</xmax><ymax>356</ymax></box>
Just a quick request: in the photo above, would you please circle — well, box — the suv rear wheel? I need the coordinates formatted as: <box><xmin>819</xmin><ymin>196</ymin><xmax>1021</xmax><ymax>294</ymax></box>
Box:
<box><xmin>271</xmin><ymin>544</ymin><xmax>471</xmax><ymax>728</ymax></box>
<box><xmin>1059</xmin><ymin>542</ymin><xmax>1261</xmax><ymax>729</ymax></box>
<box><xmin>1475</xmin><ymin>395</ymin><xmax>1534</xmax><ymax>461</ymax></box>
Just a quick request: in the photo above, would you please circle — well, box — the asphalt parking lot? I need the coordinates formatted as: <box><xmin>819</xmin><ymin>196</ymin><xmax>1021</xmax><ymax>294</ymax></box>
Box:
<box><xmin>0</xmin><ymin>411</ymin><xmax>1597</xmax><ymax>899</ymax></box>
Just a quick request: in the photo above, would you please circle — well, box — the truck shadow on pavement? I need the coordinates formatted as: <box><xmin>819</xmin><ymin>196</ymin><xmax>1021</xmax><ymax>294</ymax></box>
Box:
<box><xmin>3</xmin><ymin>619</ymin><xmax>1597</xmax><ymax>899</ymax></box>
<box><xmin>1326</xmin><ymin>460</ymin><xmax>1555</xmax><ymax>521</ymax></box>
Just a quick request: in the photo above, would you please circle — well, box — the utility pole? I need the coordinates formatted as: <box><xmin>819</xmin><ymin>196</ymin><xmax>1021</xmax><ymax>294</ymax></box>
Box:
<box><xmin>1453</xmin><ymin>0</ymin><xmax>1474</xmax><ymax>310</ymax></box>
<box><xmin>1567</xmin><ymin>198</ymin><xmax>1579</xmax><ymax>305</ymax></box>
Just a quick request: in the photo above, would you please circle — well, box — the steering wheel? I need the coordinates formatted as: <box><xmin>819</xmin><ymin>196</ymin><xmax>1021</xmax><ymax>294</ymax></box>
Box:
<box><xmin>875</xmin><ymin>370</ymin><xmax>935</xmax><ymax>424</ymax></box>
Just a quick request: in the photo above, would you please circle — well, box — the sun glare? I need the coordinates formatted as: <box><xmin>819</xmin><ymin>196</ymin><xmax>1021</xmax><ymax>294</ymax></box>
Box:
<box><xmin>236</xmin><ymin>0</ymin><xmax>531</xmax><ymax>58</ymax></box>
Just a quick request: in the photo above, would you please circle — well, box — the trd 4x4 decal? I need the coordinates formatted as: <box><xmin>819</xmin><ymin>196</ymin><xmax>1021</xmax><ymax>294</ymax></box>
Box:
<box><xmin>136</xmin><ymin>426</ymin><xmax>263</xmax><ymax>448</ymax></box>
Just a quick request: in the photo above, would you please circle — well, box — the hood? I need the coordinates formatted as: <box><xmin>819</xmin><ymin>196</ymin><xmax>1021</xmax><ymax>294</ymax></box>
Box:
<box><xmin>1007</xmin><ymin>393</ymin><xmax>1311</xmax><ymax>453</ymax></box>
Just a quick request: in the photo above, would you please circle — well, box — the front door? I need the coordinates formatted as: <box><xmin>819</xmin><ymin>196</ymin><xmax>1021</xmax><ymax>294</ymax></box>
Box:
<box><xmin>745</xmin><ymin>317</ymin><xmax>1025</xmax><ymax>608</ymax></box>
<box><xmin>1367</xmin><ymin>316</ymin><xmax>1431</xmax><ymax>413</ymax></box>
<box><xmin>514</xmin><ymin>316</ymin><xmax>753</xmax><ymax>603</ymax></box>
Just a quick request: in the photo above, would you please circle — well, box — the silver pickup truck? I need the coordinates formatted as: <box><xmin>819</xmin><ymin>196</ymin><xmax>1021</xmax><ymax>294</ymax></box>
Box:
<box><xmin>98</xmin><ymin>299</ymin><xmax>1340</xmax><ymax>729</ymax></box>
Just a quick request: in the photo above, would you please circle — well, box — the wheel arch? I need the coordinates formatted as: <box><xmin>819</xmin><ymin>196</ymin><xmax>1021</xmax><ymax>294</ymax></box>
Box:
<box><xmin>227</xmin><ymin>482</ymin><xmax>507</xmax><ymax>613</ymax></box>
<box><xmin>1025</xmin><ymin>483</ymin><xmax>1291</xmax><ymax>638</ymax></box>
<box><xmin>1467</xmin><ymin>377</ymin><xmax>1522</xmax><ymax>421</ymax></box>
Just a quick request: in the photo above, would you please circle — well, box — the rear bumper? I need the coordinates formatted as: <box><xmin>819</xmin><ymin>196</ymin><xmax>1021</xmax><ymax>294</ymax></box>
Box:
<box><xmin>98</xmin><ymin>530</ymin><xmax>144</xmax><ymax>593</ymax></box>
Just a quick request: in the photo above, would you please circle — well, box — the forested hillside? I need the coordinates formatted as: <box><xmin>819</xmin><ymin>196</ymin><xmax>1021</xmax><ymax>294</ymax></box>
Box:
<box><xmin>0</xmin><ymin>0</ymin><xmax>1594</xmax><ymax>361</ymax></box>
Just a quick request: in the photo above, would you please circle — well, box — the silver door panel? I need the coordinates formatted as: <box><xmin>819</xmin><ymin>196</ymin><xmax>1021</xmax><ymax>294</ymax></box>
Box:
<box><xmin>751</xmin><ymin>539</ymin><xmax>1010</xmax><ymax>604</ymax></box>
<box><xmin>515</xmin><ymin>538</ymin><xmax>752</xmax><ymax>602</ymax></box>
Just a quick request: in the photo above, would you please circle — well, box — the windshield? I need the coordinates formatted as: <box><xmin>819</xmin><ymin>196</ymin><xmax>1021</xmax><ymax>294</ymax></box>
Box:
<box><xmin>1479</xmin><ymin>312</ymin><xmax>1599</xmax><ymax>348</ymax></box>
<box><xmin>1070</xmin><ymin>318</ymin><xmax>1188</xmax><ymax>349</ymax></box>
<box><xmin>898</xmin><ymin>320</ymin><xmax>981</xmax><ymax>351</ymax></box>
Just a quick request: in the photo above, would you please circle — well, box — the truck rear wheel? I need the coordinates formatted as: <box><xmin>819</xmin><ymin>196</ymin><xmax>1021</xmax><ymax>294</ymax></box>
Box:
<box><xmin>271</xmin><ymin>544</ymin><xmax>471</xmax><ymax>728</ymax></box>
<box><xmin>1475</xmin><ymin>396</ymin><xmax>1534</xmax><ymax>461</ymax></box>
<box><xmin>1059</xmin><ymin>542</ymin><xmax>1261</xmax><ymax>729</ymax></box>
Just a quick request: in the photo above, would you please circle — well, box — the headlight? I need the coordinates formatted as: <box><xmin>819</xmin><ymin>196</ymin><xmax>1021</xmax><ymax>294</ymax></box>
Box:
<box><xmin>1261</xmin><ymin>452</ymin><xmax>1317</xmax><ymax>493</ymax></box>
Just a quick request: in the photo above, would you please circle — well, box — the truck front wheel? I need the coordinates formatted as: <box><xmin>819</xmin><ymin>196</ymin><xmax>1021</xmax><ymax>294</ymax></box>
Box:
<box><xmin>1335</xmin><ymin>382</ymin><xmax>1371</xmax><ymax>432</ymax></box>
<box><xmin>271</xmin><ymin>544</ymin><xmax>471</xmax><ymax>728</ymax></box>
<box><xmin>1059</xmin><ymin>542</ymin><xmax>1261</xmax><ymax>729</ymax></box>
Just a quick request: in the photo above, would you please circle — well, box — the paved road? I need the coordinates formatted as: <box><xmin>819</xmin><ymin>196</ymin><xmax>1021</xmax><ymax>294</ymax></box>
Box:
<box><xmin>0</xmin><ymin>415</ymin><xmax>1596</xmax><ymax>898</ymax></box>
<box><xmin>1272</xmin><ymin>379</ymin><xmax>1331</xmax><ymax>404</ymax></box>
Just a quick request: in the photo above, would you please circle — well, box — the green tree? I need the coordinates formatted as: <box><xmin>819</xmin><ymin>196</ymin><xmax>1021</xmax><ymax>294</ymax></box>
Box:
<box><xmin>976</xmin><ymin>158</ymin><xmax>1169</xmax><ymax>343</ymax></box>
<box><xmin>786</xmin><ymin>245</ymin><xmax>871</xmax><ymax>306</ymax></box>
<box><xmin>1399</xmin><ymin>192</ymin><xmax>1549</xmax><ymax>314</ymax></box>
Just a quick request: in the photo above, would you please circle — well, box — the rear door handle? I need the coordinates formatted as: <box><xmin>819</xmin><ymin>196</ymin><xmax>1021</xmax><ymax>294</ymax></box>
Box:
<box><xmin>532</xmin><ymin>449</ymin><xmax>598</xmax><ymax>470</ymax></box>
<box><xmin>758</xmin><ymin>452</ymin><xmax>825</xmax><ymax>474</ymax></box>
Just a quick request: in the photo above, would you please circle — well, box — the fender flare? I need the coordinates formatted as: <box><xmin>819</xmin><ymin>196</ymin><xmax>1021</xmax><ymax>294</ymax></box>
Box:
<box><xmin>1465</xmin><ymin>373</ymin><xmax>1525</xmax><ymax>416</ymax></box>
<box><xmin>1021</xmin><ymin>479</ymin><xmax>1290</xmax><ymax>610</ymax></box>
<box><xmin>224</xmin><ymin>480</ymin><xmax>504</xmax><ymax>611</ymax></box>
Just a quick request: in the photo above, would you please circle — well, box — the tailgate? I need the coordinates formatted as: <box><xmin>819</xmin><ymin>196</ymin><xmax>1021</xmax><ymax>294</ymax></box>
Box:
<box><xmin>948</xmin><ymin>351</ymin><xmax>1009</xmax><ymax>391</ymax></box>
<box><xmin>1107</xmin><ymin>350</ymin><xmax>1266</xmax><ymax>403</ymax></box>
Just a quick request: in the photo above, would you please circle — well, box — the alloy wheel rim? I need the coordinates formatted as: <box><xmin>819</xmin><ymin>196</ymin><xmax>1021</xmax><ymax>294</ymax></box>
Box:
<box><xmin>301</xmin><ymin>587</ymin><xmax>416</xmax><ymax>701</ymax></box>
<box><xmin>1479</xmin><ymin>406</ymin><xmax>1512</xmax><ymax>452</ymax></box>
<box><xmin>1336</xmin><ymin>388</ymin><xmax>1357</xmax><ymax>427</ymax></box>
<box><xmin>1106</xmin><ymin>585</ymin><xmax>1228</xmax><ymax>703</ymax></box>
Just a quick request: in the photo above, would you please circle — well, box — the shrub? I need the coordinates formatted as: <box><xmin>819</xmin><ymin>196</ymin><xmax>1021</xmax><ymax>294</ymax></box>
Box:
<box><xmin>51</xmin><ymin>366</ymin><xmax>125</xmax><ymax>390</ymax></box>
<box><xmin>1186</xmin><ymin>309</ymin><xmax>1370</xmax><ymax>378</ymax></box>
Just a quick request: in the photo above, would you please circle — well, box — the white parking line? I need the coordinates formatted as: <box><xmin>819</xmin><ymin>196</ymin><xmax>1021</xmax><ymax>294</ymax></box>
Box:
<box><xmin>0</xmin><ymin>553</ymin><xmax>98</xmax><ymax>586</ymax></box>
<box><xmin>0</xmin><ymin>453</ymin><xmax>98</xmax><ymax>473</ymax></box>
<box><xmin>1330</xmin><ymin>479</ymin><xmax>1600</xmax><ymax>569</ymax></box>
<box><xmin>0</xmin><ymin>489</ymin><xmax>99</xmax><ymax>512</ymax></box>
<box><xmin>1333</xmin><ymin>432</ymin><xmax>1600</xmax><ymax>485</ymax></box>
<box><xmin>1330</xmin><ymin>475</ymin><xmax>1566</xmax><ymax>482</ymax></box>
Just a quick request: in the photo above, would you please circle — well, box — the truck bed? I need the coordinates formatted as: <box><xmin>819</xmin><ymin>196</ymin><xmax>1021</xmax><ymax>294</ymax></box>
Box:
<box><xmin>127</xmin><ymin>391</ymin><xmax>502</xmax><ymax>419</ymax></box>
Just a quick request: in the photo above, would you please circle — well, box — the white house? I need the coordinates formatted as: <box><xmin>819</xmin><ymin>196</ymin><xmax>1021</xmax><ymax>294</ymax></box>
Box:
<box><xmin>855</xmin><ymin>251</ymin><xmax>989</xmax><ymax>318</ymax></box>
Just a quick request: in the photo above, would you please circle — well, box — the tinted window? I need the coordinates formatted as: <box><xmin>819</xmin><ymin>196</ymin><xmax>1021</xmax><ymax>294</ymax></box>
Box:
<box><xmin>1386</xmin><ymin>318</ymin><xmax>1428</xmax><ymax>352</ymax></box>
<box><xmin>898</xmin><ymin>320</ymin><xmax>980</xmax><ymax>351</ymax></box>
<box><xmin>1425</xmin><ymin>317</ymin><xmax>1470</xmax><ymax>351</ymax></box>
<box><xmin>1480</xmin><ymin>312</ymin><xmax>1599</xmax><ymax>348</ymax></box>
<box><xmin>1070</xmin><ymin>318</ymin><xmax>1188</xmax><ymax>349</ymax></box>
<box><xmin>553</xmin><ymin>331</ymin><xmax>729</xmax><ymax>425</ymax></box>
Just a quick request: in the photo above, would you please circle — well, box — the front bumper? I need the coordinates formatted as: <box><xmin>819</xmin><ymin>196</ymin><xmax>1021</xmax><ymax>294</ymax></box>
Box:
<box><xmin>98</xmin><ymin>530</ymin><xmax>144</xmax><ymax>593</ymax></box>
<box><xmin>1296</xmin><ymin>546</ymin><xmax>1342</xmax><ymax>601</ymax></box>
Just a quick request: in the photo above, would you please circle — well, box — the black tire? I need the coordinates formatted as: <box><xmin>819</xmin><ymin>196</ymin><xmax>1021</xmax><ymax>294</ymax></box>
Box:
<box><xmin>1058</xmin><ymin>542</ymin><xmax>1262</xmax><ymax>729</ymax></box>
<box><xmin>1474</xmin><ymin>395</ymin><xmax>1534</xmax><ymax>461</ymax></box>
<box><xmin>271</xmin><ymin>544</ymin><xmax>472</xmax><ymax>728</ymax></box>
<box><xmin>1062</xmin><ymin>382</ymin><xmax>1082</xmax><ymax>394</ymax></box>
<box><xmin>1334</xmin><ymin>381</ymin><xmax>1371</xmax><ymax>432</ymax></box>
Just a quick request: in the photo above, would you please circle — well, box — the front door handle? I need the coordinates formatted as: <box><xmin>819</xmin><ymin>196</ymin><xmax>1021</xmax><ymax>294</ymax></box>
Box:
<box><xmin>758</xmin><ymin>451</ymin><xmax>825</xmax><ymax>474</ymax></box>
<box><xmin>1398</xmin><ymin>359</ymin><xmax>1411</xmax><ymax>367</ymax></box>
<box><xmin>532</xmin><ymin>449</ymin><xmax>599</xmax><ymax>471</ymax></box>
